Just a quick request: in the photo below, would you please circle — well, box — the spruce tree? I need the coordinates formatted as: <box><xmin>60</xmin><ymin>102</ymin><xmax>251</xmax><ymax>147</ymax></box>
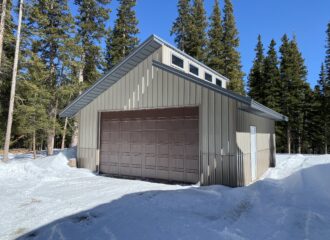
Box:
<box><xmin>207</xmin><ymin>0</ymin><xmax>224</xmax><ymax>74</ymax></box>
<box><xmin>323</xmin><ymin>22</ymin><xmax>330</xmax><ymax>153</ymax></box>
<box><xmin>26</xmin><ymin>0</ymin><xmax>75</xmax><ymax>155</ymax></box>
<box><xmin>105</xmin><ymin>0</ymin><xmax>139</xmax><ymax>70</ymax></box>
<box><xmin>279</xmin><ymin>35</ymin><xmax>307</xmax><ymax>153</ymax></box>
<box><xmin>75</xmin><ymin>0</ymin><xmax>110</xmax><ymax>85</ymax></box>
<box><xmin>187</xmin><ymin>0</ymin><xmax>207</xmax><ymax>61</ymax></box>
<box><xmin>14</xmin><ymin>53</ymin><xmax>51</xmax><ymax>158</ymax></box>
<box><xmin>170</xmin><ymin>0</ymin><xmax>192</xmax><ymax>52</ymax></box>
<box><xmin>248</xmin><ymin>35</ymin><xmax>264</xmax><ymax>102</ymax></box>
<box><xmin>263</xmin><ymin>39</ymin><xmax>281</xmax><ymax>111</ymax></box>
<box><xmin>222</xmin><ymin>0</ymin><xmax>244</xmax><ymax>94</ymax></box>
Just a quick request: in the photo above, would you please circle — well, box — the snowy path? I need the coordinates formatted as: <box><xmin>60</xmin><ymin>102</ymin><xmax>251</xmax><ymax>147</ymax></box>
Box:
<box><xmin>0</xmin><ymin>153</ymin><xmax>330</xmax><ymax>240</ymax></box>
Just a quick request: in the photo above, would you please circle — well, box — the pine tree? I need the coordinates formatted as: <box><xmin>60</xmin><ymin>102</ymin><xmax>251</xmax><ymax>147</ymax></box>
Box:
<box><xmin>308</xmin><ymin>85</ymin><xmax>324</xmax><ymax>153</ymax></box>
<box><xmin>186</xmin><ymin>0</ymin><xmax>207</xmax><ymax>61</ymax></box>
<box><xmin>323</xmin><ymin>22</ymin><xmax>330</xmax><ymax>153</ymax></box>
<box><xmin>170</xmin><ymin>0</ymin><xmax>192</xmax><ymax>52</ymax></box>
<box><xmin>26</xmin><ymin>0</ymin><xmax>75</xmax><ymax>155</ymax></box>
<box><xmin>263</xmin><ymin>39</ymin><xmax>281</xmax><ymax>111</ymax></box>
<box><xmin>105</xmin><ymin>0</ymin><xmax>139</xmax><ymax>70</ymax></box>
<box><xmin>14</xmin><ymin>53</ymin><xmax>51</xmax><ymax>158</ymax></box>
<box><xmin>279</xmin><ymin>35</ymin><xmax>307</xmax><ymax>153</ymax></box>
<box><xmin>248</xmin><ymin>35</ymin><xmax>264</xmax><ymax>101</ymax></box>
<box><xmin>207</xmin><ymin>0</ymin><xmax>224</xmax><ymax>74</ymax></box>
<box><xmin>75</xmin><ymin>0</ymin><xmax>110</xmax><ymax>85</ymax></box>
<box><xmin>222</xmin><ymin>0</ymin><xmax>244</xmax><ymax>95</ymax></box>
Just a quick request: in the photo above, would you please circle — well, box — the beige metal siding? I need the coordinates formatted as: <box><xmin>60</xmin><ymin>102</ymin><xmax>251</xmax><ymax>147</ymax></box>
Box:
<box><xmin>236</xmin><ymin>106</ymin><xmax>276</xmax><ymax>186</ymax></box>
<box><xmin>77</xmin><ymin>45</ymin><xmax>276</xmax><ymax>187</ymax></box>
<box><xmin>78</xmin><ymin>47</ymin><xmax>201</xmax><ymax>171</ymax></box>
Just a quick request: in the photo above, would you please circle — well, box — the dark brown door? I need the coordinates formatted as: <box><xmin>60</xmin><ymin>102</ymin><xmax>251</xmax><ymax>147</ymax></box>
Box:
<box><xmin>100</xmin><ymin>107</ymin><xmax>199</xmax><ymax>183</ymax></box>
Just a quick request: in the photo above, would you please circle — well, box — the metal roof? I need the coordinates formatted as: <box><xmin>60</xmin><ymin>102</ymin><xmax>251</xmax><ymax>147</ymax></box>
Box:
<box><xmin>153</xmin><ymin>61</ymin><xmax>288</xmax><ymax>122</ymax></box>
<box><xmin>59</xmin><ymin>35</ymin><xmax>163</xmax><ymax>117</ymax></box>
<box><xmin>60</xmin><ymin>34</ymin><xmax>287</xmax><ymax>122</ymax></box>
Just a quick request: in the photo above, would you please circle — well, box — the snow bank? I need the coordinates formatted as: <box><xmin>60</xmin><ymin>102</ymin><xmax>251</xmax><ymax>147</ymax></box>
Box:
<box><xmin>1</xmin><ymin>153</ymin><xmax>330</xmax><ymax>240</ymax></box>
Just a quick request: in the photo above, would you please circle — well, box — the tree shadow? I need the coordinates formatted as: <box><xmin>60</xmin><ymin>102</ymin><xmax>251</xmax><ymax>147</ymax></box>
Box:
<box><xmin>16</xmin><ymin>162</ymin><xmax>330</xmax><ymax>240</ymax></box>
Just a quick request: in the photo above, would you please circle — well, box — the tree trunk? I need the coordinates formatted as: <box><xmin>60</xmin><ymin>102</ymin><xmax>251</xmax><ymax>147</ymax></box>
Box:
<box><xmin>70</xmin><ymin>57</ymin><xmax>84</xmax><ymax>148</ymax></box>
<box><xmin>47</xmin><ymin>99</ymin><xmax>58</xmax><ymax>155</ymax></box>
<box><xmin>3</xmin><ymin>0</ymin><xmax>23</xmax><ymax>161</ymax></box>
<box><xmin>287</xmin><ymin>124</ymin><xmax>291</xmax><ymax>154</ymax></box>
<box><xmin>0</xmin><ymin>0</ymin><xmax>8</xmax><ymax>68</ymax></box>
<box><xmin>32</xmin><ymin>130</ymin><xmax>36</xmax><ymax>159</ymax></box>
<box><xmin>61</xmin><ymin>117</ymin><xmax>68</xmax><ymax>150</ymax></box>
<box><xmin>298</xmin><ymin>136</ymin><xmax>301</xmax><ymax>154</ymax></box>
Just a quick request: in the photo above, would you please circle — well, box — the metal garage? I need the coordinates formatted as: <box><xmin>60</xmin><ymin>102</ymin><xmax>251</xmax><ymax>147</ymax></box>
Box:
<box><xmin>99</xmin><ymin>107</ymin><xmax>199</xmax><ymax>183</ymax></box>
<box><xmin>60</xmin><ymin>35</ymin><xmax>287</xmax><ymax>187</ymax></box>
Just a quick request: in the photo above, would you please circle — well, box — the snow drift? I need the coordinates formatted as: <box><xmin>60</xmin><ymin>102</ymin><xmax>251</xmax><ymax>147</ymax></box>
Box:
<box><xmin>0</xmin><ymin>153</ymin><xmax>330</xmax><ymax>240</ymax></box>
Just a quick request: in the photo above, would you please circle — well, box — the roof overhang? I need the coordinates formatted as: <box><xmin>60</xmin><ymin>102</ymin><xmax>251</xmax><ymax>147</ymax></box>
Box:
<box><xmin>60</xmin><ymin>34</ymin><xmax>288</xmax><ymax>122</ymax></box>
<box><xmin>152</xmin><ymin>61</ymin><xmax>288</xmax><ymax>122</ymax></box>
<box><xmin>59</xmin><ymin>35</ymin><xmax>163</xmax><ymax>117</ymax></box>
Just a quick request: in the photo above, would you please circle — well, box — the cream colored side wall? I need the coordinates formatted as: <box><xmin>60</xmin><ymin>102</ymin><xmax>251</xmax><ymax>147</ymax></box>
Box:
<box><xmin>236</xmin><ymin>107</ymin><xmax>275</xmax><ymax>186</ymax></box>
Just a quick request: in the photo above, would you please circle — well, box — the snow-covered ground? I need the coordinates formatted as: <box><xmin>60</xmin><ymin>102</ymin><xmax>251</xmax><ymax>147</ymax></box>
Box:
<box><xmin>0</xmin><ymin>152</ymin><xmax>330</xmax><ymax>240</ymax></box>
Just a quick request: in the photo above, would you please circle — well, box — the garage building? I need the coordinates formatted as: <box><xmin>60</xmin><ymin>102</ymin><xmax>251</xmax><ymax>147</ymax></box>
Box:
<box><xmin>60</xmin><ymin>35</ymin><xmax>287</xmax><ymax>187</ymax></box>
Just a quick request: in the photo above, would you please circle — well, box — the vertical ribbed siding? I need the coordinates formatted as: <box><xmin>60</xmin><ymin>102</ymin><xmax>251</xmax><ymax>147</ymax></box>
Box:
<box><xmin>78</xmin><ymin>45</ymin><xmax>276</xmax><ymax>187</ymax></box>
<box><xmin>236</xmin><ymin>107</ymin><xmax>276</xmax><ymax>186</ymax></box>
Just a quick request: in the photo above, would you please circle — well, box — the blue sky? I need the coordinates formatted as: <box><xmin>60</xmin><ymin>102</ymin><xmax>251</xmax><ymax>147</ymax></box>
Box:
<box><xmin>70</xmin><ymin>0</ymin><xmax>329</xmax><ymax>87</ymax></box>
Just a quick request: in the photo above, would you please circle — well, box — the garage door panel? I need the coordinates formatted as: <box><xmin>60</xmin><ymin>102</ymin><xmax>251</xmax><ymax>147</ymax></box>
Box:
<box><xmin>170</xmin><ymin>144</ymin><xmax>184</xmax><ymax>157</ymax></box>
<box><xmin>169</xmin><ymin>171</ymin><xmax>184</xmax><ymax>182</ymax></box>
<box><xmin>185</xmin><ymin>145</ymin><xmax>199</xmax><ymax>158</ymax></box>
<box><xmin>130</xmin><ymin>132</ymin><xmax>142</xmax><ymax>143</ymax></box>
<box><xmin>158</xmin><ymin>144</ymin><xmax>169</xmax><ymax>155</ymax></box>
<box><xmin>156</xmin><ymin>170</ymin><xmax>169</xmax><ymax>180</ymax></box>
<box><xmin>121</xmin><ymin>132</ymin><xmax>130</xmax><ymax>143</ymax></box>
<box><xmin>107</xmin><ymin>121</ymin><xmax>120</xmax><ymax>130</ymax></box>
<box><xmin>145</xmin><ymin>155</ymin><xmax>156</xmax><ymax>167</ymax></box>
<box><xmin>157</xmin><ymin>132</ymin><xmax>169</xmax><ymax>143</ymax></box>
<box><xmin>144</xmin><ymin>132</ymin><xmax>156</xmax><ymax>143</ymax></box>
<box><xmin>184</xmin><ymin>119</ymin><xmax>199</xmax><ymax>129</ymax></box>
<box><xmin>171</xmin><ymin>132</ymin><xmax>185</xmax><ymax>144</ymax></box>
<box><xmin>185</xmin><ymin>172</ymin><xmax>199</xmax><ymax>182</ymax></box>
<box><xmin>121</xmin><ymin>121</ymin><xmax>132</xmax><ymax>131</ymax></box>
<box><xmin>121</xmin><ymin>154</ymin><xmax>131</xmax><ymax>164</ymax></box>
<box><xmin>185</xmin><ymin>159</ymin><xmax>199</xmax><ymax>171</ymax></box>
<box><xmin>143</xmin><ymin>168</ymin><xmax>156</xmax><ymax>178</ymax></box>
<box><xmin>157</xmin><ymin>157</ymin><xmax>169</xmax><ymax>169</ymax></box>
<box><xmin>157</xmin><ymin>120</ymin><xmax>170</xmax><ymax>130</ymax></box>
<box><xmin>119</xmin><ymin>166</ymin><xmax>131</xmax><ymax>175</ymax></box>
<box><xmin>144</xmin><ymin>120</ymin><xmax>156</xmax><ymax>130</ymax></box>
<box><xmin>185</xmin><ymin>132</ymin><xmax>199</xmax><ymax>144</ymax></box>
<box><xmin>130</xmin><ymin>167</ymin><xmax>142</xmax><ymax>177</ymax></box>
<box><xmin>101</xmin><ymin>131</ymin><xmax>111</xmax><ymax>141</ymax></box>
<box><xmin>130</xmin><ymin>120</ymin><xmax>143</xmax><ymax>130</ymax></box>
<box><xmin>131</xmin><ymin>143</ymin><xmax>143</xmax><ymax>154</ymax></box>
<box><xmin>131</xmin><ymin>154</ymin><xmax>143</xmax><ymax>166</ymax></box>
<box><xmin>100</xmin><ymin>107</ymin><xmax>199</xmax><ymax>184</ymax></box>
<box><xmin>145</xmin><ymin>144</ymin><xmax>156</xmax><ymax>154</ymax></box>
<box><xmin>120</xmin><ymin>143</ymin><xmax>130</xmax><ymax>153</ymax></box>
<box><xmin>169</xmin><ymin>158</ymin><xmax>184</xmax><ymax>170</ymax></box>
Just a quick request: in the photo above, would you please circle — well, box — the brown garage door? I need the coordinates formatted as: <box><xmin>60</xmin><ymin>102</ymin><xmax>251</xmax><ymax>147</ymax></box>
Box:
<box><xmin>100</xmin><ymin>107</ymin><xmax>199</xmax><ymax>183</ymax></box>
